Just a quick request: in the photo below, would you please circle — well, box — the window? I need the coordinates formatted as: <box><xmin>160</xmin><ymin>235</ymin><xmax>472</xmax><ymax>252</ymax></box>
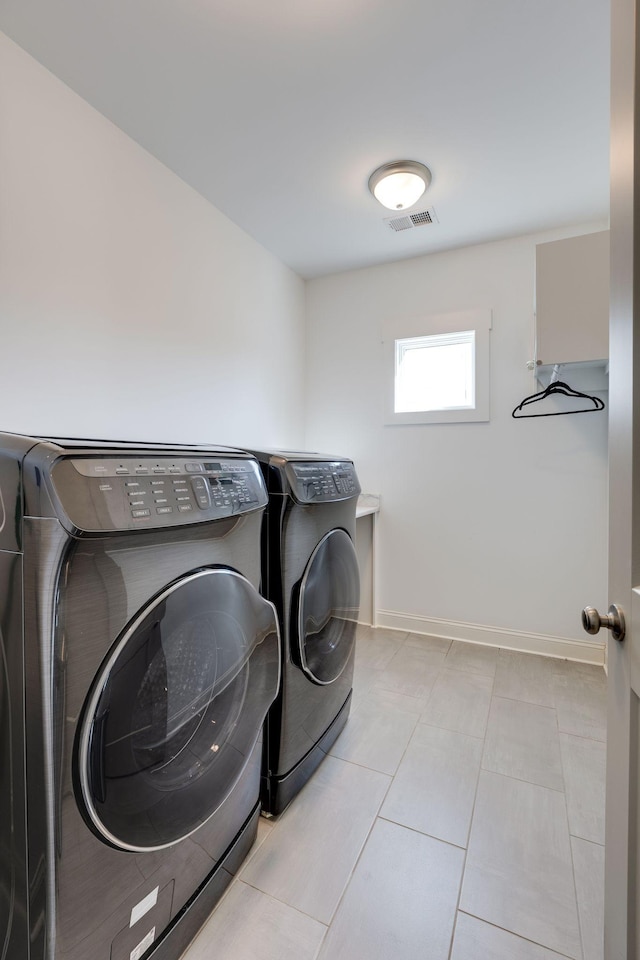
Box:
<box><xmin>395</xmin><ymin>330</ymin><xmax>476</xmax><ymax>413</ymax></box>
<box><xmin>384</xmin><ymin>310</ymin><xmax>491</xmax><ymax>425</ymax></box>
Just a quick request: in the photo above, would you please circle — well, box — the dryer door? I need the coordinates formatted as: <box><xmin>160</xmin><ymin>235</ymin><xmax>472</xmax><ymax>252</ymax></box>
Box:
<box><xmin>77</xmin><ymin>568</ymin><xmax>279</xmax><ymax>852</ymax></box>
<box><xmin>297</xmin><ymin>528</ymin><xmax>360</xmax><ymax>685</ymax></box>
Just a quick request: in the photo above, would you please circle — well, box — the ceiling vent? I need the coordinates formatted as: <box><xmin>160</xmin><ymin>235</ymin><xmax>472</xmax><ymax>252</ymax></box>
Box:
<box><xmin>385</xmin><ymin>207</ymin><xmax>438</xmax><ymax>233</ymax></box>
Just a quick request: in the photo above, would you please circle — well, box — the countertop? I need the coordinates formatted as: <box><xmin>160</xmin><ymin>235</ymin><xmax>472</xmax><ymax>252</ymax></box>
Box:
<box><xmin>356</xmin><ymin>494</ymin><xmax>380</xmax><ymax>519</ymax></box>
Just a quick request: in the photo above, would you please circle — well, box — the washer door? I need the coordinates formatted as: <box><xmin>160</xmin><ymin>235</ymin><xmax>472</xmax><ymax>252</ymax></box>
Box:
<box><xmin>297</xmin><ymin>529</ymin><xmax>360</xmax><ymax>685</ymax></box>
<box><xmin>77</xmin><ymin>568</ymin><xmax>279</xmax><ymax>852</ymax></box>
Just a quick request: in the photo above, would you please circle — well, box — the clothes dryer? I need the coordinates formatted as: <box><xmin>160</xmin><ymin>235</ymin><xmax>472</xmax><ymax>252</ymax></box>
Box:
<box><xmin>0</xmin><ymin>434</ymin><xmax>280</xmax><ymax>960</ymax></box>
<box><xmin>248</xmin><ymin>449</ymin><xmax>360</xmax><ymax>816</ymax></box>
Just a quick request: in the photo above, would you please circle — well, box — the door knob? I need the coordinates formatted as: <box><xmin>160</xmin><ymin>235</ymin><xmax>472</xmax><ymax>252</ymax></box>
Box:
<box><xmin>581</xmin><ymin>604</ymin><xmax>626</xmax><ymax>641</ymax></box>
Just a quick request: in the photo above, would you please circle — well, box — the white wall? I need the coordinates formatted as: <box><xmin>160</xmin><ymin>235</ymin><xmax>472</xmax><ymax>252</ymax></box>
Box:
<box><xmin>0</xmin><ymin>33</ymin><xmax>305</xmax><ymax>448</ymax></box>
<box><xmin>0</xmin><ymin>33</ymin><xmax>609</xmax><ymax>659</ymax></box>
<box><xmin>305</xmin><ymin>229</ymin><xmax>609</xmax><ymax>660</ymax></box>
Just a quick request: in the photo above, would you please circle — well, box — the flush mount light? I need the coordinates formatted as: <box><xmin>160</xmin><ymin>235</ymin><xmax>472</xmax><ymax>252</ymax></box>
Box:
<box><xmin>368</xmin><ymin>160</ymin><xmax>432</xmax><ymax>211</ymax></box>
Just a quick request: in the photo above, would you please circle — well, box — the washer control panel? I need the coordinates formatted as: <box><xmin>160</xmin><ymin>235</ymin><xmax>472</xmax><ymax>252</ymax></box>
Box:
<box><xmin>285</xmin><ymin>461</ymin><xmax>360</xmax><ymax>504</ymax></box>
<box><xmin>50</xmin><ymin>456</ymin><xmax>268</xmax><ymax>532</ymax></box>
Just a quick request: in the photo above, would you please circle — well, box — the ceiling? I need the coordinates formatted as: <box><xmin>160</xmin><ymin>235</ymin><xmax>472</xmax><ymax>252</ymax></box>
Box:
<box><xmin>0</xmin><ymin>0</ymin><xmax>610</xmax><ymax>279</ymax></box>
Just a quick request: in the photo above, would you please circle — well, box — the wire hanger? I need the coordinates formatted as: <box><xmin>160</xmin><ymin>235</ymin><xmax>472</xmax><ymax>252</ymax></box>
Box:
<box><xmin>512</xmin><ymin>365</ymin><xmax>605</xmax><ymax>418</ymax></box>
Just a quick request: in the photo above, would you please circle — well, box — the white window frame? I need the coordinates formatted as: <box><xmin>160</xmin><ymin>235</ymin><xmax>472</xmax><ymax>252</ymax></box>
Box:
<box><xmin>383</xmin><ymin>309</ymin><xmax>491</xmax><ymax>425</ymax></box>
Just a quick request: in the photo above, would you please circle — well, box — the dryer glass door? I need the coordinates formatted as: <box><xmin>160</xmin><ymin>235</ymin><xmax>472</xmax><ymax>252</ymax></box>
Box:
<box><xmin>78</xmin><ymin>568</ymin><xmax>279</xmax><ymax>852</ymax></box>
<box><xmin>297</xmin><ymin>528</ymin><xmax>360</xmax><ymax>685</ymax></box>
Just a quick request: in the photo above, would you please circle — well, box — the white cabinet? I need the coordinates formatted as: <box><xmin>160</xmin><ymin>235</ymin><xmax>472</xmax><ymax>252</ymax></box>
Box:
<box><xmin>535</xmin><ymin>230</ymin><xmax>609</xmax><ymax>366</ymax></box>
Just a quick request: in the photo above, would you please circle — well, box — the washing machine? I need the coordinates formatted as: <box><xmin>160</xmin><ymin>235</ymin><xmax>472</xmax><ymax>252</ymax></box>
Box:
<box><xmin>247</xmin><ymin>449</ymin><xmax>361</xmax><ymax>816</ymax></box>
<box><xmin>0</xmin><ymin>434</ymin><xmax>280</xmax><ymax>960</ymax></box>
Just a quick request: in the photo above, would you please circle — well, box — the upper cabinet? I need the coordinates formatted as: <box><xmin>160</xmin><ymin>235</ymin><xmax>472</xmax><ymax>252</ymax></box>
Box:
<box><xmin>535</xmin><ymin>230</ymin><xmax>609</xmax><ymax>366</ymax></box>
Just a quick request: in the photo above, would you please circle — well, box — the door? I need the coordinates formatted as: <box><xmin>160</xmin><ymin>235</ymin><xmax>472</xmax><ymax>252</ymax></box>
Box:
<box><xmin>296</xmin><ymin>528</ymin><xmax>360</xmax><ymax>684</ymax></box>
<box><xmin>77</xmin><ymin>568</ymin><xmax>279</xmax><ymax>852</ymax></box>
<box><xmin>603</xmin><ymin>0</ymin><xmax>640</xmax><ymax>954</ymax></box>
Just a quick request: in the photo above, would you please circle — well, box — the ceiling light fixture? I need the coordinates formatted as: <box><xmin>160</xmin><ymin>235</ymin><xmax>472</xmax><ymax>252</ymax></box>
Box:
<box><xmin>368</xmin><ymin>160</ymin><xmax>432</xmax><ymax>211</ymax></box>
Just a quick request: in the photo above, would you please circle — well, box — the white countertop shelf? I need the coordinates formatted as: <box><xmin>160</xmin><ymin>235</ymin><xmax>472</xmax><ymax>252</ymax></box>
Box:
<box><xmin>356</xmin><ymin>494</ymin><xmax>380</xmax><ymax>519</ymax></box>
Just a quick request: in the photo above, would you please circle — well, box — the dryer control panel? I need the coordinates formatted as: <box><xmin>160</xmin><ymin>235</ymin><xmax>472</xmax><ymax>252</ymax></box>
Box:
<box><xmin>49</xmin><ymin>456</ymin><xmax>268</xmax><ymax>533</ymax></box>
<box><xmin>285</xmin><ymin>461</ymin><xmax>361</xmax><ymax>504</ymax></box>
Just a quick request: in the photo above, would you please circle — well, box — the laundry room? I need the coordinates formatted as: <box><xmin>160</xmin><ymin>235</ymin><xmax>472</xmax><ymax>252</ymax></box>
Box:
<box><xmin>0</xmin><ymin>25</ymin><xmax>609</xmax><ymax>662</ymax></box>
<box><xmin>0</xmin><ymin>2</ymin><xmax>616</xmax><ymax>959</ymax></box>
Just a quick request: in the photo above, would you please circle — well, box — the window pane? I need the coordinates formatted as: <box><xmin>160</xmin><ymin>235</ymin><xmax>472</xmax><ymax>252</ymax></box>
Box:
<box><xmin>395</xmin><ymin>331</ymin><xmax>475</xmax><ymax>413</ymax></box>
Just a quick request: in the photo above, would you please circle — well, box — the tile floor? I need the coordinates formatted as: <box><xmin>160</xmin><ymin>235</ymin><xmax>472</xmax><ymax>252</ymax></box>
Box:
<box><xmin>181</xmin><ymin>626</ymin><xmax>607</xmax><ymax>960</ymax></box>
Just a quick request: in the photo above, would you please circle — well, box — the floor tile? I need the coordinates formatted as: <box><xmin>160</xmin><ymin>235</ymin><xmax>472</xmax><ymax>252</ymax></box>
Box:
<box><xmin>451</xmin><ymin>912</ymin><xmax>569</xmax><ymax>959</ymax></box>
<box><xmin>388</xmin><ymin>636</ymin><xmax>448</xmax><ymax>666</ymax></box>
<box><xmin>181</xmin><ymin>881</ymin><xmax>326</xmax><ymax>960</ymax></box>
<box><xmin>558</xmin><ymin>659</ymin><xmax>606</xmax><ymax>682</ymax></box>
<box><xmin>482</xmin><ymin>697</ymin><xmax>564</xmax><ymax>791</ymax></box>
<box><xmin>354</xmin><ymin>627</ymin><xmax>406</xmax><ymax>669</ymax></box>
<box><xmin>370</xmin><ymin>645</ymin><xmax>443</xmax><ymax>699</ymax></box>
<box><xmin>350</xmin><ymin>658</ymin><xmax>378</xmax><ymax>703</ymax></box>
<box><xmin>241</xmin><ymin>815</ymin><xmax>274</xmax><ymax>868</ymax></box>
<box><xmin>380</xmin><ymin>723</ymin><xmax>483</xmax><ymax>847</ymax></box>
<box><xmin>352</xmin><ymin>627</ymin><xmax>408</xmax><ymax>705</ymax></box>
<box><xmin>330</xmin><ymin>689</ymin><xmax>420</xmax><ymax>775</ymax></box>
<box><xmin>354</xmin><ymin>684</ymin><xmax>425</xmax><ymax>716</ymax></box>
<box><xmin>316</xmin><ymin>818</ymin><xmax>464</xmax><ymax>960</ymax></box>
<box><xmin>493</xmin><ymin>649</ymin><xmax>559</xmax><ymax>707</ymax></box>
<box><xmin>554</xmin><ymin>666</ymin><xmax>607</xmax><ymax>742</ymax></box>
<box><xmin>240</xmin><ymin>755</ymin><xmax>390</xmax><ymax>924</ymax></box>
<box><xmin>444</xmin><ymin>640</ymin><xmax>499</xmax><ymax>677</ymax></box>
<box><xmin>403</xmin><ymin>632</ymin><xmax>452</xmax><ymax>655</ymax></box>
<box><xmin>571</xmin><ymin>837</ymin><xmax>604</xmax><ymax>960</ymax></box>
<box><xmin>461</xmin><ymin>770</ymin><xmax>582</xmax><ymax>959</ymax></box>
<box><xmin>421</xmin><ymin>668</ymin><xmax>493</xmax><ymax>738</ymax></box>
<box><xmin>560</xmin><ymin>733</ymin><xmax>606</xmax><ymax>844</ymax></box>
<box><xmin>356</xmin><ymin>624</ymin><xmax>406</xmax><ymax>642</ymax></box>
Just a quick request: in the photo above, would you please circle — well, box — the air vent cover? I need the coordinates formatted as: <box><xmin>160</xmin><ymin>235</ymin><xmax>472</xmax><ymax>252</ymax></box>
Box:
<box><xmin>385</xmin><ymin>207</ymin><xmax>438</xmax><ymax>233</ymax></box>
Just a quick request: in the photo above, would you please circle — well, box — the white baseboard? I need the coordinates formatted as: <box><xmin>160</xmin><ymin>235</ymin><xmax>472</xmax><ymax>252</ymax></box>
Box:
<box><xmin>375</xmin><ymin>609</ymin><xmax>606</xmax><ymax>666</ymax></box>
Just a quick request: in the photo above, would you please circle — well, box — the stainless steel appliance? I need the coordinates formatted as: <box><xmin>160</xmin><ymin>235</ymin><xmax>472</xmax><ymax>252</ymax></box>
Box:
<box><xmin>0</xmin><ymin>434</ymin><xmax>280</xmax><ymax>960</ymax></box>
<box><xmin>248</xmin><ymin>449</ymin><xmax>360</xmax><ymax>816</ymax></box>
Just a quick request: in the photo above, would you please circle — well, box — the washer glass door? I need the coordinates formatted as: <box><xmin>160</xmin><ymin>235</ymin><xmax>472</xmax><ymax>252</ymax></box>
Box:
<box><xmin>297</xmin><ymin>528</ymin><xmax>360</xmax><ymax>685</ymax></box>
<box><xmin>78</xmin><ymin>568</ymin><xmax>279</xmax><ymax>852</ymax></box>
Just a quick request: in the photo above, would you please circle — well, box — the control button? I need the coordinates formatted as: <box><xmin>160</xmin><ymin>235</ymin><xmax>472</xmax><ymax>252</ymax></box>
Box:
<box><xmin>128</xmin><ymin>489</ymin><xmax>146</xmax><ymax>497</ymax></box>
<box><xmin>156</xmin><ymin>506</ymin><xmax>173</xmax><ymax>514</ymax></box>
<box><xmin>178</xmin><ymin>504</ymin><xmax>193</xmax><ymax>512</ymax></box>
<box><xmin>191</xmin><ymin>476</ymin><xmax>211</xmax><ymax>509</ymax></box>
<box><xmin>168</xmin><ymin>467</ymin><xmax>181</xmax><ymax>474</ymax></box>
<box><xmin>151</xmin><ymin>480</ymin><xmax>166</xmax><ymax>486</ymax></box>
<box><xmin>185</xmin><ymin>463</ymin><xmax>203</xmax><ymax>473</ymax></box>
<box><xmin>115</xmin><ymin>468</ymin><xmax>129</xmax><ymax>475</ymax></box>
<box><xmin>152</xmin><ymin>467</ymin><xmax>166</xmax><ymax>474</ymax></box>
<box><xmin>131</xmin><ymin>509</ymin><xmax>151</xmax><ymax>518</ymax></box>
<box><xmin>125</xmin><ymin>481</ymin><xmax>140</xmax><ymax>488</ymax></box>
<box><xmin>176</xmin><ymin>496</ymin><xmax>191</xmax><ymax>502</ymax></box>
<box><xmin>154</xmin><ymin>498</ymin><xmax>168</xmax><ymax>504</ymax></box>
<box><xmin>135</xmin><ymin>467</ymin><xmax>149</xmax><ymax>475</ymax></box>
<box><xmin>130</xmin><ymin>500</ymin><xmax>146</xmax><ymax>507</ymax></box>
